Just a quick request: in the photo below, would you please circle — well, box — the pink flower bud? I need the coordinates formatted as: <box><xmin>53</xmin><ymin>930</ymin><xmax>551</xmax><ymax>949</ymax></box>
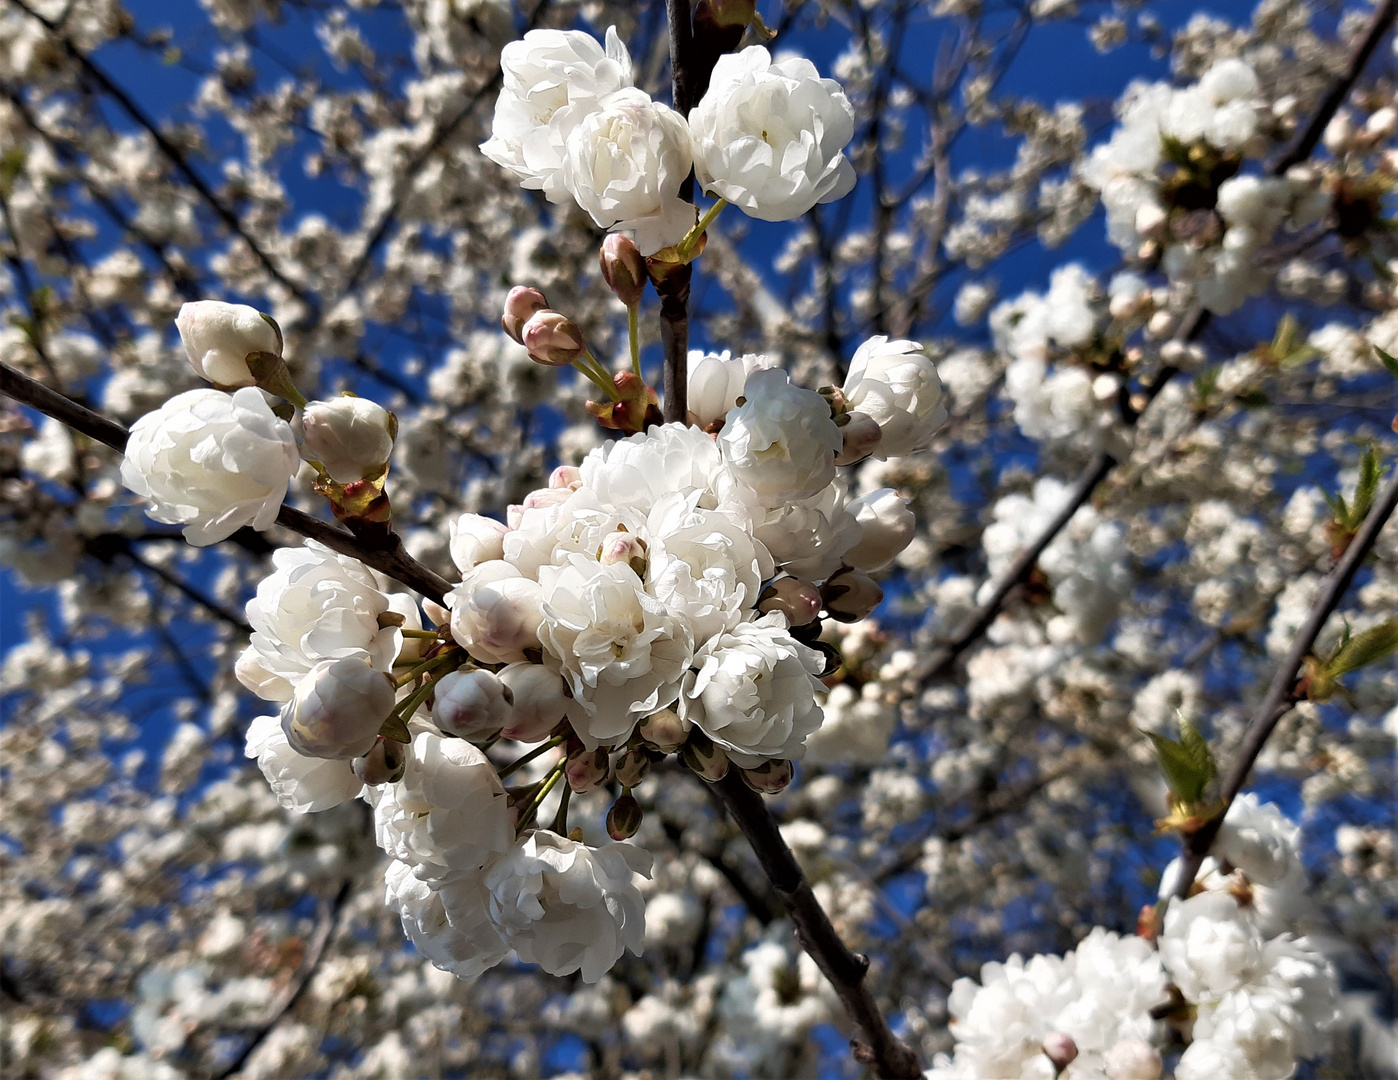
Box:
<box><xmin>353</xmin><ymin>736</ymin><xmax>407</xmax><ymax>786</ymax></box>
<box><xmin>282</xmin><ymin>657</ymin><xmax>395</xmax><ymax>759</ymax></box>
<box><xmin>758</xmin><ymin>577</ymin><xmax>822</xmax><ymax>627</ymax></box>
<box><xmin>740</xmin><ymin>759</ymin><xmax>793</xmax><ymax>794</ymax></box>
<box><xmin>1043</xmin><ymin>1033</ymin><xmax>1079</xmax><ymax>1074</ymax></box>
<box><xmin>821</xmin><ymin>567</ymin><xmax>883</xmax><ymax>623</ymax></box>
<box><xmin>682</xmin><ymin>730</ymin><xmax>729</xmax><ymax>782</ymax></box>
<box><xmin>606</xmin><ymin>793</ymin><xmax>642</xmax><ymax>839</ymax></box>
<box><xmin>566</xmin><ymin>747</ymin><xmax>610</xmax><ymax>793</ymax></box>
<box><xmin>501</xmin><ymin>286</ymin><xmax>548</xmax><ymax>343</ymax></box>
<box><xmin>432</xmin><ymin>668</ymin><xmax>514</xmax><ymax>740</ymax></box>
<box><xmin>522</xmin><ymin>309</ymin><xmax>585</xmax><ymax>366</ymax></box>
<box><xmin>833</xmin><ymin>411</ymin><xmax>883</xmax><ymax>466</ymax></box>
<box><xmin>638</xmin><ymin>707</ymin><xmax>687</xmax><ymax>753</ymax></box>
<box><xmin>614</xmin><ymin>748</ymin><xmax>651</xmax><ymax>788</ymax></box>
<box><xmin>599</xmin><ymin>529</ymin><xmax>648</xmax><ymax>577</ymax></box>
<box><xmin>549</xmin><ymin>465</ymin><xmax>582</xmax><ymax>490</ymax></box>
<box><xmin>498</xmin><ymin>662</ymin><xmax>570</xmax><ymax>742</ymax></box>
<box><xmin>599</xmin><ymin>234</ymin><xmax>647</xmax><ymax>306</ymax></box>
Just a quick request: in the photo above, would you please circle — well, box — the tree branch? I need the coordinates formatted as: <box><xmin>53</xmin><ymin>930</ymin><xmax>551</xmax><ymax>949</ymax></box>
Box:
<box><xmin>712</xmin><ymin>771</ymin><xmax>922</xmax><ymax>1078</ymax></box>
<box><xmin>918</xmin><ymin>0</ymin><xmax>1398</xmax><ymax>685</ymax></box>
<box><xmin>1169</xmin><ymin>464</ymin><xmax>1398</xmax><ymax>900</ymax></box>
<box><xmin>0</xmin><ymin>360</ymin><xmax>454</xmax><ymax>604</ymax></box>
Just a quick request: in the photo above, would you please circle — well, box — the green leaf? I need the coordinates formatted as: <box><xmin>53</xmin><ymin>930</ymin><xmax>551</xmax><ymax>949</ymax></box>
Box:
<box><xmin>1374</xmin><ymin>346</ymin><xmax>1398</xmax><ymax>380</ymax></box>
<box><xmin>1352</xmin><ymin>445</ymin><xmax>1385</xmax><ymax>523</ymax></box>
<box><xmin>1326</xmin><ymin>617</ymin><xmax>1398</xmax><ymax>678</ymax></box>
<box><xmin>1147</xmin><ymin>716</ymin><xmax>1216</xmax><ymax>805</ymax></box>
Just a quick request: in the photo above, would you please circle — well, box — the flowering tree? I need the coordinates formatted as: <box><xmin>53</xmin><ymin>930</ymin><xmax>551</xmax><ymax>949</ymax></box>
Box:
<box><xmin>2</xmin><ymin>1</ymin><xmax>1397</xmax><ymax>1079</ymax></box>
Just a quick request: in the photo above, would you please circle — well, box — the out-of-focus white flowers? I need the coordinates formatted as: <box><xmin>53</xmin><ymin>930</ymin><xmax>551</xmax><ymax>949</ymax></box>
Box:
<box><xmin>281</xmin><ymin>655</ymin><xmax>395</xmax><ymax>759</ymax></box>
<box><xmin>175</xmin><ymin>300</ymin><xmax>278</xmax><ymax>388</ymax></box>
<box><xmin>120</xmin><ymin>387</ymin><xmax>299</xmax><ymax>545</ymax></box>
<box><xmin>299</xmin><ymin>395</ymin><xmax>395</xmax><ymax>483</ymax></box>
<box><xmin>840</xmin><ymin>337</ymin><xmax>947</xmax><ymax>458</ymax></box>
<box><xmin>689</xmin><ymin>46</ymin><xmax>856</xmax><ymax>221</ymax></box>
<box><xmin>484</xmin><ymin>830</ymin><xmax>651</xmax><ymax>982</ymax></box>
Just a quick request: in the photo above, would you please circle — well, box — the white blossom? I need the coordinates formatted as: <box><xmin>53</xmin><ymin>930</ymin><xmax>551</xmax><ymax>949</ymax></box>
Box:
<box><xmin>718</xmin><ymin>369</ymin><xmax>841</xmax><ymax>502</ymax></box>
<box><xmin>174</xmin><ymin>300</ymin><xmax>278</xmax><ymax>388</ymax></box>
<box><xmin>244</xmin><ymin>714</ymin><xmax>362</xmax><ymax>812</ymax></box>
<box><xmin>841</xmin><ymin>337</ymin><xmax>947</xmax><ymax>458</ymax></box>
<box><xmin>281</xmin><ymin>655</ymin><xmax>395</xmax><ymax>759</ymax></box>
<box><xmin>299</xmin><ymin>395</ymin><xmax>395</xmax><ymax>483</ymax></box>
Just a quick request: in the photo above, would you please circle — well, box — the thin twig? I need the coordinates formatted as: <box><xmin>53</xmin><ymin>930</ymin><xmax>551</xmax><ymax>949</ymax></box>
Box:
<box><xmin>712</xmin><ymin>771</ymin><xmax>923</xmax><ymax>1079</ymax></box>
<box><xmin>0</xmin><ymin>361</ymin><xmax>454</xmax><ymax>603</ymax></box>
<box><xmin>1169</xmin><ymin>465</ymin><xmax>1398</xmax><ymax>900</ymax></box>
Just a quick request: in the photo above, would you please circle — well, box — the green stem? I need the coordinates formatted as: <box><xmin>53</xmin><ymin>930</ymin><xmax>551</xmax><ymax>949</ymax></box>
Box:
<box><xmin>571</xmin><ymin>353</ymin><xmax>621</xmax><ymax>400</ymax></box>
<box><xmin>515</xmin><ymin>762</ymin><xmax>565</xmax><ymax>833</ymax></box>
<box><xmin>476</xmin><ymin>731</ymin><xmax>503</xmax><ymax>753</ymax></box>
<box><xmin>550</xmin><ymin>782</ymin><xmax>572</xmax><ymax>835</ymax></box>
<box><xmin>677</xmin><ymin>199</ymin><xmax>726</xmax><ymax>261</ymax></box>
<box><xmin>391</xmin><ymin>674</ymin><xmax>440</xmax><ymax>724</ymax></box>
<box><xmin>400</xmin><ymin>628</ymin><xmax>441</xmax><ymax>640</ymax></box>
<box><xmin>627</xmin><ymin>304</ymin><xmax>641</xmax><ymax>377</ymax></box>
<box><xmin>393</xmin><ymin>649</ymin><xmax>459</xmax><ymax>688</ymax></box>
<box><xmin>497</xmin><ymin>733</ymin><xmax>568</xmax><ymax>779</ymax></box>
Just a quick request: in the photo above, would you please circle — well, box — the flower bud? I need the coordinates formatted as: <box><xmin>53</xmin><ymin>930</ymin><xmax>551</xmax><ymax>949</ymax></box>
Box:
<box><xmin>498</xmin><ymin>662</ymin><xmax>570</xmax><ymax>742</ymax></box>
<box><xmin>606</xmin><ymin>793</ymin><xmax>643</xmax><ymax>840</ymax></box>
<box><xmin>1103</xmin><ymin>1038</ymin><xmax>1161</xmax><ymax>1080</ymax></box>
<box><xmin>682</xmin><ymin>729</ymin><xmax>729</xmax><ymax>782</ymax></box>
<box><xmin>432</xmin><ymin>668</ymin><xmax>513</xmax><ymax>740</ymax></box>
<box><xmin>638</xmin><ymin>707</ymin><xmax>687</xmax><ymax>753</ymax></box>
<box><xmin>599</xmin><ymin>233</ymin><xmax>647</xmax><ymax>306</ymax></box>
<box><xmin>549</xmin><ymin>465</ymin><xmax>582</xmax><ymax>490</ymax></box>
<box><xmin>523</xmin><ymin>486</ymin><xmax>573</xmax><ymax>511</ymax></box>
<box><xmin>1043</xmin><ymin>1033</ymin><xmax>1079</xmax><ymax>1074</ymax></box>
<box><xmin>758</xmin><ymin>577</ymin><xmax>822</xmax><ymax>627</ymax></box>
<box><xmin>833</xmin><ymin>411</ymin><xmax>883</xmax><ymax>466</ymax></box>
<box><xmin>448</xmin><ymin>513</ymin><xmax>508</xmax><ymax>572</ymax></box>
<box><xmin>502</xmin><ymin>286</ymin><xmax>548</xmax><ymax>343</ymax></box>
<box><xmin>821</xmin><ymin>567</ymin><xmax>884</xmax><ymax>623</ymax></box>
<box><xmin>566</xmin><ymin>747</ymin><xmax>610</xmax><ymax>793</ymax></box>
<box><xmin>175</xmin><ymin>300</ymin><xmax>280</xmax><ymax>388</ymax></box>
<box><xmin>282</xmin><ymin>656</ymin><xmax>395</xmax><ymax>759</ymax></box>
<box><xmin>353</xmin><ymin>736</ymin><xmax>407</xmax><ymax>786</ymax></box>
<box><xmin>446</xmin><ymin>561</ymin><xmax>545</xmax><ymax>665</ymax></box>
<box><xmin>843</xmin><ymin>489</ymin><xmax>915</xmax><ymax>573</ymax></box>
<box><xmin>740</xmin><ymin>759</ymin><xmax>793</xmax><ymax>794</ymax></box>
<box><xmin>522</xmin><ymin>309</ymin><xmax>586</xmax><ymax>366</ymax></box>
<box><xmin>300</xmin><ymin>395</ymin><xmax>395</xmax><ymax>483</ymax></box>
<box><xmin>614</xmin><ymin>748</ymin><xmax>651</xmax><ymax>788</ymax></box>
<box><xmin>599</xmin><ymin>529</ymin><xmax>648</xmax><ymax>577</ymax></box>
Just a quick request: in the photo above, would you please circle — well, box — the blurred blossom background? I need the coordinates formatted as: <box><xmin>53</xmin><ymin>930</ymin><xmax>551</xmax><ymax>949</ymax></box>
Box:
<box><xmin>1</xmin><ymin>1</ymin><xmax>1396</xmax><ymax>1078</ymax></box>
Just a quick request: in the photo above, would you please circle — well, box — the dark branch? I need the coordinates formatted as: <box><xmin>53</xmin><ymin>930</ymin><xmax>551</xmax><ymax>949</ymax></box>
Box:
<box><xmin>0</xmin><ymin>360</ymin><xmax>454</xmax><ymax>604</ymax></box>
<box><xmin>712</xmin><ymin>771</ymin><xmax>923</xmax><ymax>1078</ymax></box>
<box><xmin>1169</xmin><ymin>465</ymin><xmax>1398</xmax><ymax>899</ymax></box>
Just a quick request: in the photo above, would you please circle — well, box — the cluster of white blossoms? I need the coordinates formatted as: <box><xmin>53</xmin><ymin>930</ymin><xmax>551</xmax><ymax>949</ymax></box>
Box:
<box><xmin>925</xmin><ymin>796</ymin><xmax>1338</xmax><ymax>1080</ymax></box>
<box><xmin>481</xmin><ymin>27</ymin><xmax>855</xmax><ymax>253</ymax></box>
<box><xmin>115</xmin><ymin>272</ymin><xmax>945</xmax><ymax>982</ymax></box>
<box><xmin>1082</xmin><ymin>58</ymin><xmax>1330</xmax><ymax>313</ymax></box>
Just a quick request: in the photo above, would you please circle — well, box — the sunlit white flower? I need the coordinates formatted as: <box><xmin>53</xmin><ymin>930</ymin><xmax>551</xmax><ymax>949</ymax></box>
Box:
<box><xmin>385</xmin><ymin>859</ymin><xmax>510</xmax><ymax>980</ymax></box>
<box><xmin>718</xmin><ymin>369</ymin><xmax>841</xmax><ymax>502</ymax></box>
<box><xmin>484</xmin><ymin>830</ymin><xmax>651</xmax><ymax>982</ymax></box>
<box><xmin>448</xmin><ymin>512</ymin><xmax>509</xmax><ymax>572</ymax></box>
<box><xmin>843</xmin><ymin>487</ymin><xmax>915</xmax><ymax>572</ymax></box>
<box><xmin>1159</xmin><ymin>891</ymin><xmax>1264</xmax><ymax>1003</ymax></box>
<box><xmin>446</xmin><ymin>559</ymin><xmax>546</xmax><ymax>664</ymax></box>
<box><xmin>685</xmin><ymin>350</ymin><xmax>777</xmax><ymax>430</ymax></box>
<box><xmin>689</xmin><ymin>45</ymin><xmax>856</xmax><ymax>221</ymax></box>
<box><xmin>299</xmin><ymin>395</ymin><xmax>395</xmax><ymax>483</ymax></box>
<box><xmin>120</xmin><ymin>387</ymin><xmax>300</xmax><ymax>545</ymax></box>
<box><xmin>281</xmin><ymin>656</ymin><xmax>395</xmax><ymax>759</ymax></box>
<box><xmin>244</xmin><ymin>714</ymin><xmax>362</xmax><ymax>813</ymax></box>
<box><xmin>841</xmin><ymin>337</ymin><xmax>947</xmax><ymax>458</ymax></box>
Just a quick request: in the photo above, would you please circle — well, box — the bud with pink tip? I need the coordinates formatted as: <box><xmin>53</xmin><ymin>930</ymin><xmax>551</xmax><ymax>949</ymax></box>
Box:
<box><xmin>607</xmin><ymin>793</ymin><xmax>642</xmax><ymax>839</ymax></box>
<box><xmin>282</xmin><ymin>656</ymin><xmax>395</xmax><ymax>759</ymax></box>
<box><xmin>522</xmin><ymin>487</ymin><xmax>573</xmax><ymax>511</ymax></box>
<box><xmin>600</xmin><ymin>233</ymin><xmax>647</xmax><ymax>306</ymax></box>
<box><xmin>353</xmin><ymin>736</ymin><xmax>407</xmax><ymax>786</ymax></box>
<box><xmin>502</xmin><ymin>286</ymin><xmax>548</xmax><ymax>343</ymax></box>
<box><xmin>833</xmin><ymin>411</ymin><xmax>883</xmax><ymax>466</ymax></box>
<box><xmin>549</xmin><ymin>465</ymin><xmax>582</xmax><ymax>490</ymax></box>
<box><xmin>740</xmin><ymin>759</ymin><xmax>793</xmax><ymax>794</ymax></box>
<box><xmin>522</xmin><ymin>309</ymin><xmax>586</xmax><ymax>366</ymax></box>
<box><xmin>566</xmin><ymin>747</ymin><xmax>610</xmax><ymax>793</ymax></box>
<box><xmin>758</xmin><ymin>577</ymin><xmax>822</xmax><ymax>626</ymax></box>
<box><xmin>614</xmin><ymin>748</ymin><xmax>651</xmax><ymax>788</ymax></box>
<box><xmin>821</xmin><ymin>567</ymin><xmax>884</xmax><ymax>622</ymax></box>
<box><xmin>433</xmin><ymin>668</ymin><xmax>514</xmax><ymax>740</ymax></box>
<box><xmin>638</xmin><ymin>707</ymin><xmax>687</xmax><ymax>753</ymax></box>
<box><xmin>498</xmin><ymin>662</ymin><xmax>570</xmax><ymax>742</ymax></box>
<box><xmin>599</xmin><ymin>529</ymin><xmax>648</xmax><ymax>577</ymax></box>
<box><xmin>1043</xmin><ymin>1034</ymin><xmax>1078</xmax><ymax>1074</ymax></box>
<box><xmin>445</xmin><ymin>561</ymin><xmax>545</xmax><ymax>664</ymax></box>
